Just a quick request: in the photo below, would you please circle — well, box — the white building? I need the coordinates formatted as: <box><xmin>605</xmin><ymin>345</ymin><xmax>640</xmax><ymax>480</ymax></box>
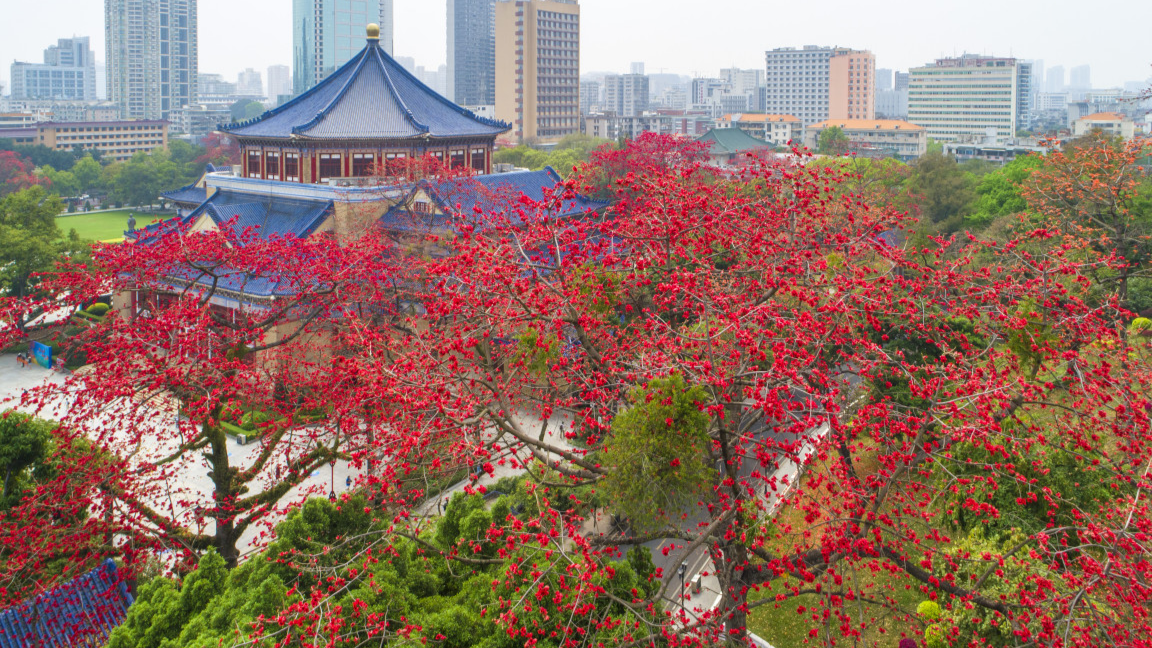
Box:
<box><xmin>266</xmin><ymin>65</ymin><xmax>292</xmax><ymax>103</ymax></box>
<box><xmin>908</xmin><ymin>55</ymin><xmax>1023</xmax><ymax>142</ymax></box>
<box><xmin>603</xmin><ymin>74</ymin><xmax>650</xmax><ymax>117</ymax></box>
<box><xmin>10</xmin><ymin>37</ymin><xmax>97</xmax><ymax>101</ymax></box>
<box><xmin>106</xmin><ymin>0</ymin><xmax>198</xmax><ymax>120</ymax></box>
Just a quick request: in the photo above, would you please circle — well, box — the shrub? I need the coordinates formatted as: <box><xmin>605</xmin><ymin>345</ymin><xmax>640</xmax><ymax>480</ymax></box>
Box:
<box><xmin>85</xmin><ymin>303</ymin><xmax>110</xmax><ymax>317</ymax></box>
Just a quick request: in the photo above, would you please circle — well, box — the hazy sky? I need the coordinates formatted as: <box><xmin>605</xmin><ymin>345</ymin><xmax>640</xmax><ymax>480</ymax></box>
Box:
<box><xmin>1</xmin><ymin>0</ymin><xmax>1149</xmax><ymax>93</ymax></box>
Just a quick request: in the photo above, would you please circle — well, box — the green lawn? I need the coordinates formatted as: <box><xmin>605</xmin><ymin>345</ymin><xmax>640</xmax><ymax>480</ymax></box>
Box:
<box><xmin>56</xmin><ymin>210</ymin><xmax>175</xmax><ymax>242</ymax></box>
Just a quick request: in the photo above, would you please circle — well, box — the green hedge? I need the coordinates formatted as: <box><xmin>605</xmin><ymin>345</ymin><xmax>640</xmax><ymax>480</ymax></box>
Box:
<box><xmin>85</xmin><ymin>303</ymin><xmax>110</xmax><ymax>316</ymax></box>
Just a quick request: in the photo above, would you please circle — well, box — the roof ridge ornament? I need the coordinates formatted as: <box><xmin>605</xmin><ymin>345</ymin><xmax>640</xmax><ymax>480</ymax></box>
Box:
<box><xmin>366</xmin><ymin>23</ymin><xmax>380</xmax><ymax>41</ymax></box>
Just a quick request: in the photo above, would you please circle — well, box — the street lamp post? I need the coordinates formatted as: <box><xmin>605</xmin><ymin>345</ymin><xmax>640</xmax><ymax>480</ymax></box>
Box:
<box><xmin>678</xmin><ymin>561</ymin><xmax>688</xmax><ymax>618</ymax></box>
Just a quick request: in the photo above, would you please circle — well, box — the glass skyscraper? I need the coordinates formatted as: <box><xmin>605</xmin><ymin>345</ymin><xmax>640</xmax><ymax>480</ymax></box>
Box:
<box><xmin>294</xmin><ymin>0</ymin><xmax>394</xmax><ymax>95</ymax></box>
<box><xmin>447</xmin><ymin>0</ymin><xmax>496</xmax><ymax>107</ymax></box>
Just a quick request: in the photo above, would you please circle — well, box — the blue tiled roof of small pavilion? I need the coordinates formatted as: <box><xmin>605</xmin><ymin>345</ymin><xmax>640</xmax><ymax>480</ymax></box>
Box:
<box><xmin>0</xmin><ymin>559</ymin><xmax>133</xmax><ymax>648</ymax></box>
<box><xmin>159</xmin><ymin>164</ymin><xmax>227</xmax><ymax>205</ymax></box>
<box><xmin>380</xmin><ymin>168</ymin><xmax>610</xmax><ymax>232</ymax></box>
<box><xmin>221</xmin><ymin>36</ymin><xmax>509</xmax><ymax>141</ymax></box>
<box><xmin>127</xmin><ymin>190</ymin><xmax>333</xmax><ymax>244</ymax></box>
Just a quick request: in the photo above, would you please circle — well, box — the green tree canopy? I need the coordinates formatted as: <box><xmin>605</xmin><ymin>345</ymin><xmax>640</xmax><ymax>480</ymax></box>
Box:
<box><xmin>817</xmin><ymin>126</ymin><xmax>849</xmax><ymax>156</ymax></box>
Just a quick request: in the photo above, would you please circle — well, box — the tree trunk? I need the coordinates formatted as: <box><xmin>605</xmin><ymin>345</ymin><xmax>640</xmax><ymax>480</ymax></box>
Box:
<box><xmin>717</xmin><ymin>541</ymin><xmax>751</xmax><ymax>646</ymax></box>
<box><xmin>207</xmin><ymin>421</ymin><xmax>240</xmax><ymax>567</ymax></box>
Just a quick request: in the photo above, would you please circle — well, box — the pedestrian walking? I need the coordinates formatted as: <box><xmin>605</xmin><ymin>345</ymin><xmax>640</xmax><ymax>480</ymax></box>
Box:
<box><xmin>345</xmin><ymin>475</ymin><xmax>352</xmax><ymax>489</ymax></box>
<box><xmin>16</xmin><ymin>353</ymin><xmax>26</xmax><ymax>368</ymax></box>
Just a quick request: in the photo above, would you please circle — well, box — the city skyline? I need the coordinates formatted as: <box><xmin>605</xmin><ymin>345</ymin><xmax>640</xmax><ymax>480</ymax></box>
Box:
<box><xmin>1</xmin><ymin>0</ymin><xmax>1149</xmax><ymax>97</ymax></box>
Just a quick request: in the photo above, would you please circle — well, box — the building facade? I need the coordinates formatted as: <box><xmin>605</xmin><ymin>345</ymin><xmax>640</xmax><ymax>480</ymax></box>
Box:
<box><xmin>1073</xmin><ymin>112</ymin><xmax>1136</xmax><ymax>139</ymax></box>
<box><xmin>495</xmin><ymin>0</ymin><xmax>581</xmax><ymax>144</ymax></box>
<box><xmin>105</xmin><ymin>0</ymin><xmax>198</xmax><ymax>121</ymax></box>
<box><xmin>805</xmin><ymin>119</ymin><xmax>927</xmax><ymax>160</ymax></box>
<box><xmin>237</xmin><ymin>69</ymin><xmax>264</xmax><ymax>97</ymax></box>
<box><xmin>580</xmin><ymin>80</ymin><xmax>601</xmax><ymax>114</ymax></box>
<box><xmin>907</xmin><ymin>55</ymin><xmax>1022</xmax><ymax>142</ymax></box>
<box><xmin>764</xmin><ymin>46</ymin><xmax>874</xmax><ymax>126</ymax></box>
<box><xmin>22</xmin><ymin>120</ymin><xmax>169</xmax><ymax>161</ymax></box>
<box><xmin>293</xmin><ymin>0</ymin><xmax>394</xmax><ymax>94</ymax></box>
<box><xmin>602</xmin><ymin>74</ymin><xmax>649</xmax><ymax>117</ymax></box>
<box><xmin>10</xmin><ymin>37</ymin><xmax>97</xmax><ymax>101</ymax></box>
<box><xmin>447</xmin><ymin>0</ymin><xmax>496</xmax><ymax>108</ymax></box>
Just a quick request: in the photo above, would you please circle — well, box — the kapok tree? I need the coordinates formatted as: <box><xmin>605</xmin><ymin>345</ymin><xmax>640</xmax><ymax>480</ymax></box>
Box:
<box><xmin>322</xmin><ymin>135</ymin><xmax>1152</xmax><ymax>647</ymax></box>
<box><xmin>1</xmin><ymin>214</ymin><xmax>414</xmax><ymax>572</ymax></box>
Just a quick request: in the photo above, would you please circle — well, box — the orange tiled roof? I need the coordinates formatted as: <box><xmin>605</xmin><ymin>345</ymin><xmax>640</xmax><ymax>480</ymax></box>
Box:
<box><xmin>1079</xmin><ymin>112</ymin><xmax>1128</xmax><ymax>122</ymax></box>
<box><xmin>810</xmin><ymin>119</ymin><xmax>925</xmax><ymax>132</ymax></box>
<box><xmin>720</xmin><ymin>113</ymin><xmax>800</xmax><ymax>123</ymax></box>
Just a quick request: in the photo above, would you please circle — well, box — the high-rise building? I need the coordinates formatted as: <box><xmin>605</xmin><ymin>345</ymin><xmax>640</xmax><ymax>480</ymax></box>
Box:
<box><xmin>237</xmin><ymin>68</ymin><xmax>263</xmax><ymax>97</ymax></box>
<box><xmin>630</xmin><ymin>62</ymin><xmax>645</xmax><ymax>76</ymax></box>
<box><xmin>764</xmin><ymin>46</ymin><xmax>874</xmax><ymax>125</ymax></box>
<box><xmin>447</xmin><ymin>0</ymin><xmax>496</xmax><ymax>107</ymax></box>
<box><xmin>895</xmin><ymin>72</ymin><xmax>909</xmax><ymax>91</ymax></box>
<box><xmin>1046</xmin><ymin>65</ymin><xmax>1065</xmax><ymax>92</ymax></box>
<box><xmin>876</xmin><ymin>68</ymin><xmax>893</xmax><ymax>92</ymax></box>
<box><xmin>1070</xmin><ymin>65</ymin><xmax>1091</xmax><ymax>89</ymax></box>
<box><xmin>1016</xmin><ymin>61</ymin><xmax>1034</xmax><ymax>131</ymax></box>
<box><xmin>10</xmin><ymin>37</ymin><xmax>97</xmax><ymax>101</ymax></box>
<box><xmin>106</xmin><ymin>0</ymin><xmax>198</xmax><ymax>120</ymax></box>
<box><xmin>580</xmin><ymin>80</ymin><xmax>601</xmax><ymax>114</ymax></box>
<box><xmin>293</xmin><ymin>0</ymin><xmax>393</xmax><ymax>94</ymax></box>
<box><xmin>603</xmin><ymin>74</ymin><xmax>649</xmax><ymax>117</ymax></box>
<box><xmin>495</xmin><ymin>0</ymin><xmax>581</xmax><ymax>144</ymax></box>
<box><xmin>266</xmin><ymin>65</ymin><xmax>291</xmax><ymax>101</ymax></box>
<box><xmin>908</xmin><ymin>55</ymin><xmax>1023</xmax><ymax>142</ymax></box>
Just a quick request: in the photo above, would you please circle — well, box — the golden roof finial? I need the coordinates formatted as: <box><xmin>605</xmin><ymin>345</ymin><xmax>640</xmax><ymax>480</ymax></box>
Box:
<box><xmin>366</xmin><ymin>23</ymin><xmax>380</xmax><ymax>41</ymax></box>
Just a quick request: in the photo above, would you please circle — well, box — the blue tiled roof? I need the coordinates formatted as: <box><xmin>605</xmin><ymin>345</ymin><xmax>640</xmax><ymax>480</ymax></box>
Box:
<box><xmin>160</xmin><ymin>183</ymin><xmax>208</xmax><ymax>205</ymax></box>
<box><xmin>381</xmin><ymin>168</ymin><xmax>609</xmax><ymax>231</ymax></box>
<box><xmin>0</xmin><ymin>559</ymin><xmax>133</xmax><ymax>648</ymax></box>
<box><xmin>223</xmin><ymin>39</ymin><xmax>509</xmax><ymax>141</ymax></box>
<box><xmin>128</xmin><ymin>190</ymin><xmax>333</xmax><ymax>244</ymax></box>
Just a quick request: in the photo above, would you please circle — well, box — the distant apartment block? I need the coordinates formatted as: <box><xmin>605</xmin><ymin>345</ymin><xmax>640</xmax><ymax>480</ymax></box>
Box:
<box><xmin>1069</xmin><ymin>65</ymin><xmax>1091</xmax><ymax>90</ymax></box>
<box><xmin>580</xmin><ymin>80</ymin><xmax>601</xmax><ymax>114</ymax></box>
<box><xmin>876</xmin><ymin>89</ymin><xmax>909</xmax><ymax>119</ymax></box>
<box><xmin>2</xmin><ymin>120</ymin><xmax>168</xmax><ymax>161</ymax></box>
<box><xmin>495</xmin><ymin>0</ymin><xmax>581</xmax><ymax>144</ymax></box>
<box><xmin>584</xmin><ymin>109</ymin><xmax>711</xmax><ymax>141</ymax></box>
<box><xmin>448</xmin><ymin>0</ymin><xmax>496</xmax><ymax>107</ymax></box>
<box><xmin>894</xmin><ymin>71</ymin><xmax>909</xmax><ymax>91</ymax></box>
<box><xmin>237</xmin><ymin>69</ymin><xmax>264</xmax><ymax>97</ymax></box>
<box><xmin>908</xmin><ymin>55</ymin><xmax>1024</xmax><ymax>142</ymax></box>
<box><xmin>10</xmin><ymin>37</ymin><xmax>97</xmax><ymax>101</ymax></box>
<box><xmin>106</xmin><ymin>0</ymin><xmax>198</xmax><ymax>120</ymax></box>
<box><xmin>764</xmin><ymin>46</ymin><xmax>875</xmax><ymax>125</ymax></box>
<box><xmin>717</xmin><ymin>113</ymin><xmax>802</xmax><ymax>147</ymax></box>
<box><xmin>805</xmin><ymin>119</ymin><xmax>927</xmax><ymax>160</ymax></box>
<box><xmin>266</xmin><ymin>65</ymin><xmax>292</xmax><ymax>102</ymax></box>
<box><xmin>603</xmin><ymin>74</ymin><xmax>650</xmax><ymax>117</ymax></box>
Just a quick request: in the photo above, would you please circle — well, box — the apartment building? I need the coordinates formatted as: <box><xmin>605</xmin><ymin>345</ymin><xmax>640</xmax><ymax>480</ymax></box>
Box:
<box><xmin>908</xmin><ymin>55</ymin><xmax>1023</xmax><ymax>142</ymax></box>
<box><xmin>602</xmin><ymin>73</ymin><xmax>650</xmax><ymax>117</ymax></box>
<box><xmin>106</xmin><ymin>0</ymin><xmax>198</xmax><ymax>121</ymax></box>
<box><xmin>448</xmin><ymin>0</ymin><xmax>497</xmax><ymax>107</ymax></box>
<box><xmin>495</xmin><ymin>0</ymin><xmax>581</xmax><ymax>144</ymax></box>
<box><xmin>1073</xmin><ymin>112</ymin><xmax>1136</xmax><ymax>139</ymax></box>
<box><xmin>764</xmin><ymin>45</ymin><xmax>875</xmax><ymax>126</ymax></box>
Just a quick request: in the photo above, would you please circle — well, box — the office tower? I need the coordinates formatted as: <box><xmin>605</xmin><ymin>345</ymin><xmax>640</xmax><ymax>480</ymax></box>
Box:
<box><xmin>11</xmin><ymin>37</ymin><xmax>97</xmax><ymax>100</ymax></box>
<box><xmin>266</xmin><ymin>64</ymin><xmax>291</xmax><ymax>101</ymax></box>
<box><xmin>293</xmin><ymin>0</ymin><xmax>391</xmax><ymax>94</ymax></box>
<box><xmin>603</xmin><ymin>73</ymin><xmax>650</xmax><ymax>117</ymax></box>
<box><xmin>876</xmin><ymin>68</ymin><xmax>893</xmax><ymax>91</ymax></box>
<box><xmin>630</xmin><ymin>62</ymin><xmax>645</xmax><ymax>75</ymax></box>
<box><xmin>447</xmin><ymin>0</ymin><xmax>496</xmax><ymax>106</ymax></box>
<box><xmin>764</xmin><ymin>45</ymin><xmax>874</xmax><ymax>125</ymax></box>
<box><xmin>908</xmin><ymin>55</ymin><xmax>1022</xmax><ymax>142</ymax></box>
<box><xmin>895</xmin><ymin>71</ymin><xmax>909</xmax><ymax>91</ymax></box>
<box><xmin>1046</xmin><ymin>65</ymin><xmax>1065</xmax><ymax>92</ymax></box>
<box><xmin>1070</xmin><ymin>65</ymin><xmax>1091</xmax><ymax>89</ymax></box>
<box><xmin>106</xmin><ymin>0</ymin><xmax>198</xmax><ymax>120</ymax></box>
<box><xmin>495</xmin><ymin>0</ymin><xmax>581</xmax><ymax>144</ymax></box>
<box><xmin>237</xmin><ymin>68</ymin><xmax>263</xmax><ymax>96</ymax></box>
